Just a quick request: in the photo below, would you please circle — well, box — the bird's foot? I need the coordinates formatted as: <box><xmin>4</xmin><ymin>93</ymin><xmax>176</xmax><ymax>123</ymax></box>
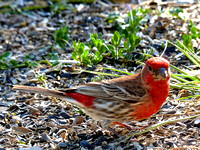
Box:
<box><xmin>113</xmin><ymin>122</ymin><xmax>140</xmax><ymax>131</ymax></box>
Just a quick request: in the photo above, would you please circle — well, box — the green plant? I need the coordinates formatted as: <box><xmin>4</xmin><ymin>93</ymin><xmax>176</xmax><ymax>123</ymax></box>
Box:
<box><xmin>181</xmin><ymin>34</ymin><xmax>193</xmax><ymax>50</ymax></box>
<box><xmin>120</xmin><ymin>8</ymin><xmax>148</xmax><ymax>59</ymax></box>
<box><xmin>107</xmin><ymin>8</ymin><xmax>149</xmax><ymax>34</ymax></box>
<box><xmin>125</xmin><ymin>9</ymin><xmax>148</xmax><ymax>33</ymax></box>
<box><xmin>45</xmin><ymin>52</ymin><xmax>60</xmax><ymax>66</ymax></box>
<box><xmin>72</xmin><ymin>40</ymin><xmax>91</xmax><ymax>66</ymax></box>
<box><xmin>107</xmin><ymin>31</ymin><xmax>125</xmax><ymax>59</ymax></box>
<box><xmin>169</xmin><ymin>41</ymin><xmax>200</xmax><ymax>101</ymax></box>
<box><xmin>72</xmin><ymin>33</ymin><xmax>108</xmax><ymax>66</ymax></box>
<box><xmin>54</xmin><ymin>26</ymin><xmax>70</xmax><ymax>49</ymax></box>
<box><xmin>169</xmin><ymin>7</ymin><xmax>185</xmax><ymax>20</ymax></box>
<box><xmin>106</xmin><ymin>9</ymin><xmax>148</xmax><ymax>60</ymax></box>
<box><xmin>71</xmin><ymin>8</ymin><xmax>149</xmax><ymax>66</ymax></box>
<box><xmin>0</xmin><ymin>52</ymin><xmax>12</xmax><ymax>70</ymax></box>
<box><xmin>36</xmin><ymin>73</ymin><xmax>48</xmax><ymax>87</ymax></box>
<box><xmin>90</xmin><ymin>33</ymin><xmax>107</xmax><ymax>64</ymax></box>
<box><xmin>123</xmin><ymin>33</ymin><xmax>141</xmax><ymax>59</ymax></box>
<box><xmin>178</xmin><ymin>21</ymin><xmax>200</xmax><ymax>52</ymax></box>
<box><xmin>189</xmin><ymin>21</ymin><xmax>200</xmax><ymax>40</ymax></box>
<box><xmin>0</xmin><ymin>52</ymin><xmax>40</xmax><ymax>70</ymax></box>
<box><xmin>106</xmin><ymin>12</ymin><xmax>125</xmax><ymax>31</ymax></box>
<box><xmin>50</xmin><ymin>0</ymin><xmax>72</xmax><ymax>14</ymax></box>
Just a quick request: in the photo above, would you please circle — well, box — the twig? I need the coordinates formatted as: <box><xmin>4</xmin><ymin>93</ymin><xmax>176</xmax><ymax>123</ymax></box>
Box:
<box><xmin>48</xmin><ymin>60</ymin><xmax>78</xmax><ymax>64</ymax></box>
<box><xmin>96</xmin><ymin>0</ymin><xmax>110</xmax><ymax>7</ymax></box>
<box><xmin>160</xmin><ymin>40</ymin><xmax>168</xmax><ymax>57</ymax></box>
<box><xmin>118</xmin><ymin>114</ymin><xmax>200</xmax><ymax>145</ymax></box>
<box><xmin>130</xmin><ymin>114</ymin><xmax>200</xmax><ymax>137</ymax></box>
<box><xmin>154</xmin><ymin>111</ymin><xmax>200</xmax><ymax>117</ymax></box>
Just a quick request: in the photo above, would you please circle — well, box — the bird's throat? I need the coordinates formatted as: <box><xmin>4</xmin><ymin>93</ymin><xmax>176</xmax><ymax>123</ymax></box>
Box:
<box><xmin>132</xmin><ymin>75</ymin><xmax>170</xmax><ymax>120</ymax></box>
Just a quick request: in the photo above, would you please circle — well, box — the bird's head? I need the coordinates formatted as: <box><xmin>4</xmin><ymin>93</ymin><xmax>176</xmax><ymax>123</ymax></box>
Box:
<box><xmin>142</xmin><ymin>57</ymin><xmax>170</xmax><ymax>82</ymax></box>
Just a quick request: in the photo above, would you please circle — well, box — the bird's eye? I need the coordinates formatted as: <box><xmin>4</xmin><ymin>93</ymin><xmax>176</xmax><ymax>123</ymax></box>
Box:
<box><xmin>149</xmin><ymin>66</ymin><xmax>153</xmax><ymax>71</ymax></box>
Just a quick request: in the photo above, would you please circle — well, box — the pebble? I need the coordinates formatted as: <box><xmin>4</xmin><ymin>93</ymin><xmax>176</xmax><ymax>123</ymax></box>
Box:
<box><xmin>74</xmin><ymin>116</ymin><xmax>84</xmax><ymax>124</ymax></box>
<box><xmin>166</xmin><ymin>110</ymin><xmax>176</xmax><ymax>114</ymax></box>
<box><xmin>19</xmin><ymin>147</ymin><xmax>43</xmax><ymax>150</ymax></box>
<box><xmin>95</xmin><ymin>136</ymin><xmax>106</xmax><ymax>145</ymax></box>
<box><xmin>58</xmin><ymin>142</ymin><xmax>68</xmax><ymax>148</ymax></box>
<box><xmin>80</xmin><ymin>140</ymin><xmax>93</xmax><ymax>149</ymax></box>
<box><xmin>58</xmin><ymin>119</ymin><xmax>67</xmax><ymax>125</ymax></box>
<box><xmin>9</xmin><ymin>77</ymin><xmax>18</xmax><ymax>84</ymax></box>
<box><xmin>77</xmin><ymin>133</ymin><xmax>87</xmax><ymax>140</ymax></box>
<box><xmin>41</xmin><ymin>133</ymin><xmax>52</xmax><ymax>142</ymax></box>
<box><xmin>0</xmin><ymin>114</ymin><xmax>4</xmax><ymax>119</ymax></box>
<box><xmin>193</xmin><ymin>119</ymin><xmax>200</xmax><ymax>127</ymax></box>
<box><xmin>59</xmin><ymin>112</ymin><xmax>70</xmax><ymax>119</ymax></box>
<box><xmin>94</xmin><ymin>146</ymin><xmax>103</xmax><ymax>150</ymax></box>
<box><xmin>60</xmin><ymin>73</ymin><xmax>72</xmax><ymax>78</ymax></box>
<box><xmin>153</xmin><ymin>142</ymin><xmax>158</xmax><ymax>147</ymax></box>
<box><xmin>5</xmin><ymin>124</ymin><xmax>11</xmax><ymax>129</ymax></box>
<box><xmin>166</xmin><ymin>142</ymin><xmax>174</xmax><ymax>148</ymax></box>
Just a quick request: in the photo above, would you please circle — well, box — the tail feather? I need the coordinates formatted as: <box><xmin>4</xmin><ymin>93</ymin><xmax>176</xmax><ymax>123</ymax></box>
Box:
<box><xmin>13</xmin><ymin>85</ymin><xmax>68</xmax><ymax>99</ymax></box>
<box><xmin>13</xmin><ymin>85</ymin><xmax>86</xmax><ymax>107</ymax></box>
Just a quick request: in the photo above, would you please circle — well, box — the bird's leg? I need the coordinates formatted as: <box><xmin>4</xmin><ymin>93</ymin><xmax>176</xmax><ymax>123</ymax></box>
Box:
<box><xmin>102</xmin><ymin>120</ymin><xmax>141</xmax><ymax>133</ymax></box>
<box><xmin>113</xmin><ymin>122</ymin><xmax>140</xmax><ymax>131</ymax></box>
<box><xmin>101</xmin><ymin>120</ymin><xmax>122</xmax><ymax>135</ymax></box>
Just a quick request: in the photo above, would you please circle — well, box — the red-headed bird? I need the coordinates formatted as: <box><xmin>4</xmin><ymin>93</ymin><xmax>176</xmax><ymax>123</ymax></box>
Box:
<box><xmin>13</xmin><ymin>57</ymin><xmax>170</xmax><ymax>128</ymax></box>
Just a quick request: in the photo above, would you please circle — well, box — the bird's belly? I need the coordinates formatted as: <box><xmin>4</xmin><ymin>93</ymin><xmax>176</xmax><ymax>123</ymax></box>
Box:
<box><xmin>130</xmin><ymin>100</ymin><xmax>163</xmax><ymax>120</ymax></box>
<box><xmin>83</xmin><ymin>99</ymin><xmax>133</xmax><ymax>122</ymax></box>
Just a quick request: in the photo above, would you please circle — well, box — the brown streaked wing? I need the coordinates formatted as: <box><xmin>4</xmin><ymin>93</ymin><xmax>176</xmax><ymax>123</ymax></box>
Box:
<box><xmin>71</xmin><ymin>78</ymin><xmax>146</xmax><ymax>103</ymax></box>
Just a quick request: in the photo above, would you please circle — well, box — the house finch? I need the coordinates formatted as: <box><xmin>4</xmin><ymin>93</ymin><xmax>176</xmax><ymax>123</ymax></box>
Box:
<box><xmin>13</xmin><ymin>57</ymin><xmax>170</xmax><ymax>128</ymax></box>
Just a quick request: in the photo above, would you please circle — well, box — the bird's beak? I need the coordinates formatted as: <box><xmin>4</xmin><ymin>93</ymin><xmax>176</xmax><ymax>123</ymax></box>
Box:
<box><xmin>159</xmin><ymin>67</ymin><xmax>168</xmax><ymax>78</ymax></box>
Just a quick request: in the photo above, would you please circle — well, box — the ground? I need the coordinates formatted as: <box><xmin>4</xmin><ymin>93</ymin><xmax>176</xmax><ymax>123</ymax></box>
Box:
<box><xmin>0</xmin><ymin>0</ymin><xmax>200</xmax><ymax>149</ymax></box>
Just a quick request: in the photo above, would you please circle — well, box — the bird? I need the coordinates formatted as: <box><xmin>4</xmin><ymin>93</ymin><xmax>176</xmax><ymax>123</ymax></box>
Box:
<box><xmin>13</xmin><ymin>57</ymin><xmax>170</xmax><ymax>129</ymax></box>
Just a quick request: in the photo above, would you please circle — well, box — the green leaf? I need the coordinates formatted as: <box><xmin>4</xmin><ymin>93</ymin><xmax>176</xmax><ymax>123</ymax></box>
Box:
<box><xmin>114</xmin><ymin>31</ymin><xmax>120</xmax><ymax>42</ymax></box>
<box><xmin>9</xmin><ymin>59</ymin><xmax>19</xmax><ymax>66</ymax></box>
<box><xmin>0</xmin><ymin>61</ymin><xmax>9</xmax><ymax>70</ymax></box>
<box><xmin>135</xmin><ymin>37</ymin><xmax>141</xmax><ymax>46</ymax></box>
<box><xmin>72</xmin><ymin>51</ymin><xmax>78</xmax><ymax>61</ymax></box>
<box><xmin>99</xmin><ymin>44</ymin><xmax>107</xmax><ymax>54</ymax></box>
<box><xmin>124</xmin><ymin>40</ymin><xmax>129</xmax><ymax>48</ymax></box>
<box><xmin>25</xmin><ymin>54</ymin><xmax>34</xmax><ymax>59</ymax></box>
<box><xmin>29</xmin><ymin>62</ymin><xmax>40</xmax><ymax>67</ymax></box>
<box><xmin>107</xmin><ymin>44</ymin><xmax>116</xmax><ymax>57</ymax></box>
<box><xmin>54</xmin><ymin>26</ymin><xmax>70</xmax><ymax>49</ymax></box>
<box><xmin>0</xmin><ymin>52</ymin><xmax>12</xmax><ymax>61</ymax></box>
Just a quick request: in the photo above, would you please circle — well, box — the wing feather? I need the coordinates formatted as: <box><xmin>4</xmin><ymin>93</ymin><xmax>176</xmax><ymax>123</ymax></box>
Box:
<box><xmin>71</xmin><ymin>75</ymin><xmax>147</xmax><ymax>103</ymax></box>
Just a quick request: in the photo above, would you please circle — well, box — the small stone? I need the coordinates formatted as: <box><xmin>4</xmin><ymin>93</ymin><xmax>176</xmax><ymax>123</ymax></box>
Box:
<box><xmin>0</xmin><ymin>114</ymin><xmax>4</xmax><ymax>119</ymax></box>
<box><xmin>94</xmin><ymin>146</ymin><xmax>103</xmax><ymax>150</ymax></box>
<box><xmin>12</xmin><ymin>126</ymin><xmax>32</xmax><ymax>135</ymax></box>
<box><xmin>41</xmin><ymin>133</ymin><xmax>52</xmax><ymax>142</ymax></box>
<box><xmin>59</xmin><ymin>112</ymin><xmax>70</xmax><ymax>119</ymax></box>
<box><xmin>153</xmin><ymin>142</ymin><xmax>158</xmax><ymax>147</ymax></box>
<box><xmin>5</xmin><ymin>124</ymin><xmax>11</xmax><ymax>129</ymax></box>
<box><xmin>58</xmin><ymin>142</ymin><xmax>68</xmax><ymax>148</ymax></box>
<box><xmin>7</xmin><ymin>105</ymin><xmax>19</xmax><ymax>112</ymax></box>
<box><xmin>166</xmin><ymin>142</ymin><xmax>174</xmax><ymax>148</ymax></box>
<box><xmin>28</xmin><ymin>106</ymin><xmax>40</xmax><ymax>116</ymax></box>
<box><xmin>58</xmin><ymin>119</ymin><xmax>67</xmax><ymax>125</ymax></box>
<box><xmin>9</xmin><ymin>118</ymin><xmax>18</xmax><ymax>124</ymax></box>
<box><xmin>80</xmin><ymin>140</ymin><xmax>92</xmax><ymax>149</ymax></box>
<box><xmin>166</xmin><ymin>110</ymin><xmax>176</xmax><ymax>114</ymax></box>
<box><xmin>60</xmin><ymin>73</ymin><xmax>72</xmax><ymax>78</ymax></box>
<box><xmin>193</xmin><ymin>119</ymin><xmax>200</xmax><ymax>127</ymax></box>
<box><xmin>74</xmin><ymin>116</ymin><xmax>84</xmax><ymax>124</ymax></box>
<box><xmin>77</xmin><ymin>133</ymin><xmax>87</xmax><ymax>140</ymax></box>
<box><xmin>9</xmin><ymin>77</ymin><xmax>18</xmax><ymax>84</ymax></box>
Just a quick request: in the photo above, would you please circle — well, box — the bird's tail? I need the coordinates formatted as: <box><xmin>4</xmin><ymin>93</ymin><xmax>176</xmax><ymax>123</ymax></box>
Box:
<box><xmin>13</xmin><ymin>85</ymin><xmax>68</xmax><ymax>100</ymax></box>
